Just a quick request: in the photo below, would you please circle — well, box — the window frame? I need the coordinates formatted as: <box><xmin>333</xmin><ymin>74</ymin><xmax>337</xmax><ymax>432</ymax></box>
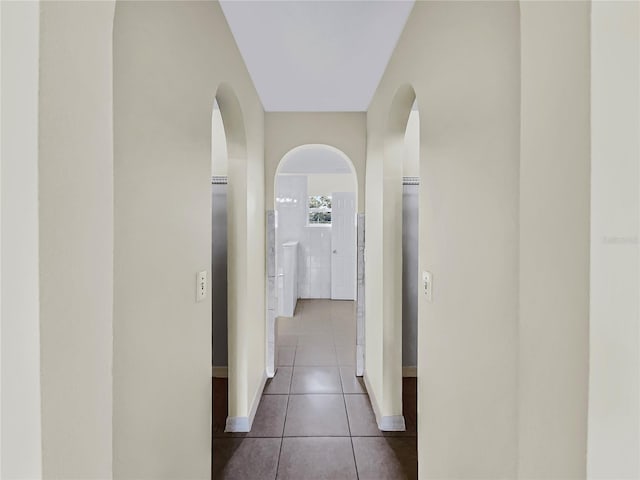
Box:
<box><xmin>307</xmin><ymin>194</ymin><xmax>332</xmax><ymax>226</ymax></box>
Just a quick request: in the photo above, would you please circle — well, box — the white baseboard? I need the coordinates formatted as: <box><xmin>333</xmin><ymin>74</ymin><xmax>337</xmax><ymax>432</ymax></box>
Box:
<box><xmin>402</xmin><ymin>366</ymin><xmax>417</xmax><ymax>377</ymax></box>
<box><xmin>363</xmin><ymin>373</ymin><xmax>407</xmax><ymax>432</ymax></box>
<box><xmin>225</xmin><ymin>370</ymin><xmax>268</xmax><ymax>433</ymax></box>
<box><xmin>362</xmin><ymin>373</ymin><xmax>381</xmax><ymax>426</ymax></box>
<box><xmin>212</xmin><ymin>366</ymin><xmax>228</xmax><ymax>378</ymax></box>
<box><xmin>224</xmin><ymin>416</ymin><xmax>250</xmax><ymax>432</ymax></box>
<box><xmin>379</xmin><ymin>415</ymin><xmax>406</xmax><ymax>431</ymax></box>
<box><xmin>356</xmin><ymin>345</ymin><xmax>365</xmax><ymax>377</ymax></box>
<box><xmin>266</xmin><ymin>363</ymin><xmax>276</xmax><ymax>378</ymax></box>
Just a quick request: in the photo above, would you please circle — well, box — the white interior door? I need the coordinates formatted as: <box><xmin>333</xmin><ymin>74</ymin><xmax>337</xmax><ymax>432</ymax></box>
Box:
<box><xmin>331</xmin><ymin>192</ymin><xmax>356</xmax><ymax>300</ymax></box>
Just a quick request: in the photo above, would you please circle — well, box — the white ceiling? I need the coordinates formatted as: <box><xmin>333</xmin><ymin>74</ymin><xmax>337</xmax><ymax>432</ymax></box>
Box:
<box><xmin>219</xmin><ymin>1</ymin><xmax>414</xmax><ymax>112</ymax></box>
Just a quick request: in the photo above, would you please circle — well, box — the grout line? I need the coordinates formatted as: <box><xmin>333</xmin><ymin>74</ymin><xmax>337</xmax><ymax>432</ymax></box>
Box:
<box><xmin>213</xmin><ymin>432</ymin><xmax>406</xmax><ymax>439</ymax></box>
<box><xmin>339</xmin><ymin>306</ymin><xmax>360</xmax><ymax>479</ymax></box>
<box><xmin>280</xmin><ymin>434</ymin><xmax>357</xmax><ymax>438</ymax></box>
<box><xmin>286</xmin><ymin>392</ymin><xmax>344</xmax><ymax>395</ymax></box>
<box><xmin>337</xmin><ymin>354</ymin><xmax>360</xmax><ymax>480</ymax></box>
<box><xmin>220</xmin><ymin>301</ymin><xmax>419</xmax><ymax>478</ymax></box>
<box><xmin>275</xmin><ymin>437</ymin><xmax>283</xmax><ymax>480</ymax></box>
<box><xmin>274</xmin><ymin>342</ymin><xmax>297</xmax><ymax>478</ymax></box>
<box><xmin>277</xmin><ymin>300</ymin><xmax>361</xmax><ymax>478</ymax></box>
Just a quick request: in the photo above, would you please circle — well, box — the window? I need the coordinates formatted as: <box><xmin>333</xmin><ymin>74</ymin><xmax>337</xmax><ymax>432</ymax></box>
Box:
<box><xmin>308</xmin><ymin>195</ymin><xmax>331</xmax><ymax>225</ymax></box>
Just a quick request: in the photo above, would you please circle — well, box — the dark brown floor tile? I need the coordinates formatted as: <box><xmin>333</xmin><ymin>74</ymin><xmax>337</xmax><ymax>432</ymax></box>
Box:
<box><xmin>403</xmin><ymin>398</ymin><xmax>417</xmax><ymax>437</ymax></box>
<box><xmin>212</xmin><ymin>438</ymin><xmax>281</xmax><ymax>480</ymax></box>
<box><xmin>283</xmin><ymin>394</ymin><xmax>349</xmax><ymax>437</ymax></box>
<box><xmin>344</xmin><ymin>394</ymin><xmax>381</xmax><ymax>436</ymax></box>
<box><xmin>403</xmin><ymin>377</ymin><xmax>417</xmax><ymax>398</ymax></box>
<box><xmin>277</xmin><ymin>437</ymin><xmax>357</xmax><ymax>480</ymax></box>
<box><xmin>247</xmin><ymin>395</ymin><xmax>288</xmax><ymax>437</ymax></box>
<box><xmin>213</xmin><ymin>377</ymin><xmax>228</xmax><ymax>390</ymax></box>
<box><xmin>264</xmin><ymin>367</ymin><xmax>293</xmax><ymax>395</ymax></box>
<box><xmin>277</xmin><ymin>346</ymin><xmax>296</xmax><ymax>366</ymax></box>
<box><xmin>291</xmin><ymin>366</ymin><xmax>341</xmax><ymax>394</ymax></box>
<box><xmin>352</xmin><ymin>437</ymin><xmax>418</xmax><ymax>480</ymax></box>
<box><xmin>339</xmin><ymin>366</ymin><xmax>366</xmax><ymax>394</ymax></box>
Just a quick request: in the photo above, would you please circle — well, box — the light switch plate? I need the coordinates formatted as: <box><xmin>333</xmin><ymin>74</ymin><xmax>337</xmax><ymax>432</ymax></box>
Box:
<box><xmin>196</xmin><ymin>270</ymin><xmax>207</xmax><ymax>302</ymax></box>
<box><xmin>422</xmin><ymin>271</ymin><xmax>433</xmax><ymax>302</ymax></box>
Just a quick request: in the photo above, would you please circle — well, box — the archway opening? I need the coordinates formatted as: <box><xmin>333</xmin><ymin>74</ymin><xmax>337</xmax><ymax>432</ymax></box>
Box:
<box><xmin>270</xmin><ymin>144</ymin><xmax>360</xmax><ymax>383</ymax></box>
<box><xmin>211</xmin><ymin>99</ymin><xmax>228</xmax><ymax>380</ymax></box>
<box><xmin>385</xmin><ymin>85</ymin><xmax>420</xmax><ymax>441</ymax></box>
<box><xmin>401</xmin><ymin>99</ymin><xmax>420</xmax><ymax>438</ymax></box>
<box><xmin>210</xmin><ymin>84</ymin><xmax>249</xmax><ymax>437</ymax></box>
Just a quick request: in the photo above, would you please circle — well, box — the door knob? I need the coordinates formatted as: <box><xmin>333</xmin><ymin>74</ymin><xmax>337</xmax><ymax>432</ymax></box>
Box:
<box><xmin>333</xmin><ymin>249</ymin><xmax>337</xmax><ymax>254</ymax></box>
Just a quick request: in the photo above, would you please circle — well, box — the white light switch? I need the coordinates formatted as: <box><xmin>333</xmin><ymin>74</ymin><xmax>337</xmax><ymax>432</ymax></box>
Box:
<box><xmin>422</xmin><ymin>271</ymin><xmax>433</xmax><ymax>302</ymax></box>
<box><xmin>196</xmin><ymin>270</ymin><xmax>207</xmax><ymax>302</ymax></box>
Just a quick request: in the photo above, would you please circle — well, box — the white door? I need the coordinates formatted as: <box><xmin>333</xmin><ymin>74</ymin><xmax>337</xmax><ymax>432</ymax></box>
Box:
<box><xmin>331</xmin><ymin>192</ymin><xmax>356</xmax><ymax>300</ymax></box>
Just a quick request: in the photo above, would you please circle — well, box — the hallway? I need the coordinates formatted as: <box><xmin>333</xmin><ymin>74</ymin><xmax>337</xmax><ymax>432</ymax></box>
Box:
<box><xmin>213</xmin><ymin>299</ymin><xmax>417</xmax><ymax>480</ymax></box>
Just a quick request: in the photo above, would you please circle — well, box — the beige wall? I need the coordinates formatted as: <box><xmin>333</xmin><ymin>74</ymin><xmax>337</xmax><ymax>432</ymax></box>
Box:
<box><xmin>587</xmin><ymin>2</ymin><xmax>639</xmax><ymax>478</ymax></box>
<box><xmin>265</xmin><ymin>113</ymin><xmax>366</xmax><ymax>211</ymax></box>
<box><xmin>367</xmin><ymin>1</ymin><xmax>520</xmax><ymax>476</ymax></box>
<box><xmin>307</xmin><ymin>174</ymin><xmax>356</xmax><ymax>197</ymax></box>
<box><xmin>369</xmin><ymin>2</ymin><xmax>596</xmax><ymax>477</ymax></box>
<box><xmin>212</xmin><ymin>106</ymin><xmax>229</xmax><ymax>176</ymax></box>
<box><xmin>518</xmin><ymin>3</ymin><xmax>591</xmax><ymax>478</ymax></box>
<box><xmin>114</xmin><ymin>2</ymin><xmax>265</xmax><ymax>478</ymax></box>
<box><xmin>1</xmin><ymin>2</ymin><xmax>42</xmax><ymax>478</ymax></box>
<box><xmin>403</xmin><ymin>110</ymin><xmax>420</xmax><ymax>178</ymax></box>
<box><xmin>276</xmin><ymin>173</ymin><xmax>356</xmax><ymax>198</ymax></box>
<box><xmin>37</xmin><ymin>2</ymin><xmax>116</xmax><ymax>478</ymax></box>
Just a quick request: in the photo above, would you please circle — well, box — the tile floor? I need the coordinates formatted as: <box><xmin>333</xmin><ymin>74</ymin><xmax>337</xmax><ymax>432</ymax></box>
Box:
<box><xmin>213</xmin><ymin>299</ymin><xmax>417</xmax><ymax>480</ymax></box>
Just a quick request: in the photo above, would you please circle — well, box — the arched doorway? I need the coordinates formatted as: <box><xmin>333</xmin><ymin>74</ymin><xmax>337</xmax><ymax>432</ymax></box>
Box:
<box><xmin>387</xmin><ymin>86</ymin><xmax>420</xmax><ymax>438</ymax></box>
<box><xmin>269</xmin><ymin>144</ymin><xmax>360</xmax><ymax>380</ymax></box>
<box><xmin>364</xmin><ymin>83</ymin><xmax>420</xmax><ymax>432</ymax></box>
<box><xmin>209</xmin><ymin>83</ymin><xmax>262</xmax><ymax>434</ymax></box>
